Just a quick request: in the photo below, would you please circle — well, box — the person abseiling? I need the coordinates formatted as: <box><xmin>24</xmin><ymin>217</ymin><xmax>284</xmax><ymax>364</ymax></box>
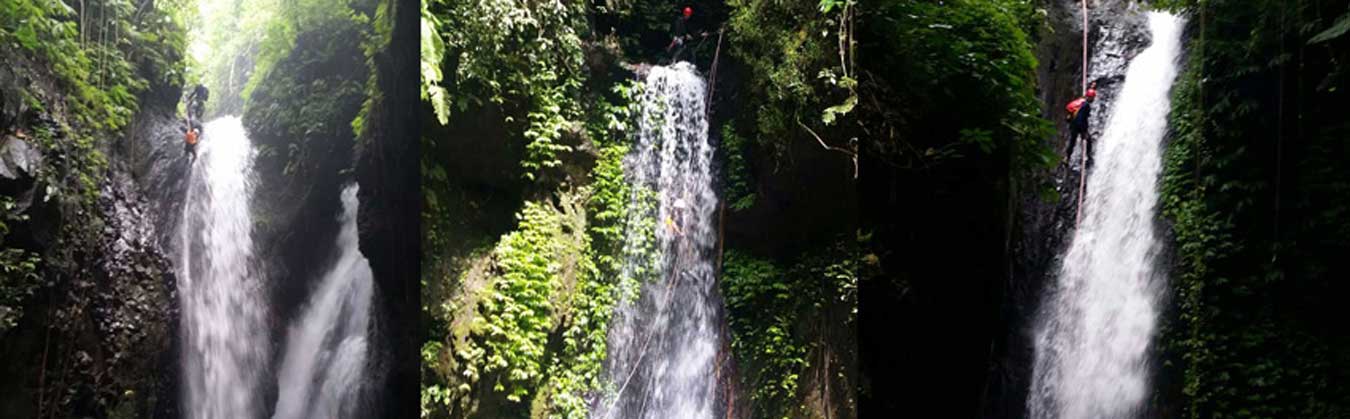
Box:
<box><xmin>667</xmin><ymin>6</ymin><xmax>693</xmax><ymax>62</ymax></box>
<box><xmin>664</xmin><ymin>196</ymin><xmax>690</xmax><ymax>237</ymax></box>
<box><xmin>186</xmin><ymin>84</ymin><xmax>209</xmax><ymax>123</ymax></box>
<box><xmin>1065</xmin><ymin>82</ymin><xmax>1097</xmax><ymax>167</ymax></box>
<box><xmin>183</xmin><ymin>84</ymin><xmax>208</xmax><ymax>162</ymax></box>
<box><xmin>184</xmin><ymin>120</ymin><xmax>201</xmax><ymax>162</ymax></box>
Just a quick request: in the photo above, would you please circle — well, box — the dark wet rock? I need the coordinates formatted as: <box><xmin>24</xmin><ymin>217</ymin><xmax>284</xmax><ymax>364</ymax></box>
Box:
<box><xmin>0</xmin><ymin>126</ymin><xmax>179</xmax><ymax>419</ymax></box>
<box><xmin>0</xmin><ymin>38</ymin><xmax>182</xmax><ymax>419</ymax></box>
<box><xmin>721</xmin><ymin>129</ymin><xmax>856</xmax><ymax>260</ymax></box>
<box><xmin>0</xmin><ymin>66</ymin><xmax>27</xmax><ymax>134</ymax></box>
<box><xmin>354</xmin><ymin>1</ymin><xmax>419</xmax><ymax>416</ymax></box>
<box><xmin>0</xmin><ymin>137</ymin><xmax>41</xmax><ymax>180</ymax></box>
<box><xmin>0</xmin><ymin>137</ymin><xmax>59</xmax><ymax>255</ymax></box>
<box><xmin>116</xmin><ymin>101</ymin><xmax>190</xmax><ymax>248</ymax></box>
<box><xmin>0</xmin><ymin>67</ymin><xmax>42</xmax><ymax>207</ymax></box>
<box><xmin>1</xmin><ymin>137</ymin><xmax>43</xmax><ymax>210</ymax></box>
<box><xmin>87</xmin><ymin>171</ymin><xmax>179</xmax><ymax>418</ymax></box>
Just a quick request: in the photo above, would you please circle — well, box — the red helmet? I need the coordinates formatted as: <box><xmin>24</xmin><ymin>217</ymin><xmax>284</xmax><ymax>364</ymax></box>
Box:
<box><xmin>683</xmin><ymin>6</ymin><xmax>692</xmax><ymax>18</ymax></box>
<box><xmin>1085</xmin><ymin>89</ymin><xmax>1097</xmax><ymax>98</ymax></box>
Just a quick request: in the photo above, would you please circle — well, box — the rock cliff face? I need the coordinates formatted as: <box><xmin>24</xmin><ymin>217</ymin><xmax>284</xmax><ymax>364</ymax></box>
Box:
<box><xmin>4</xmin><ymin>2</ymin><xmax>412</xmax><ymax>417</ymax></box>
<box><xmin>242</xmin><ymin>17</ymin><xmax>370</xmax><ymax>326</ymax></box>
<box><xmin>984</xmin><ymin>0</ymin><xmax>1152</xmax><ymax>417</ymax></box>
<box><xmin>354</xmin><ymin>0</ymin><xmax>421</xmax><ymax>416</ymax></box>
<box><xmin>1</xmin><ymin>43</ymin><xmax>182</xmax><ymax>419</ymax></box>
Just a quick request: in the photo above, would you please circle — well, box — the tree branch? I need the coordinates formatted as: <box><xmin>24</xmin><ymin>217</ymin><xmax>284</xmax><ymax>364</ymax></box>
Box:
<box><xmin>797</xmin><ymin>118</ymin><xmax>859</xmax><ymax>179</ymax></box>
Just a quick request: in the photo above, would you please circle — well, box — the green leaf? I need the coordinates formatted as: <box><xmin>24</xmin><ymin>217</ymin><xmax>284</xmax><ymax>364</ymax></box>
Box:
<box><xmin>821</xmin><ymin>94</ymin><xmax>857</xmax><ymax>125</ymax></box>
<box><xmin>818</xmin><ymin>0</ymin><xmax>843</xmax><ymax>14</ymax></box>
<box><xmin>1308</xmin><ymin>10</ymin><xmax>1350</xmax><ymax>44</ymax></box>
<box><xmin>15</xmin><ymin>23</ymin><xmax>39</xmax><ymax>50</ymax></box>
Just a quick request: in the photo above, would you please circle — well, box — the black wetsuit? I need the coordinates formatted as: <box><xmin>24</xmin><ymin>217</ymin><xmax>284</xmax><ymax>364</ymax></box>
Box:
<box><xmin>1066</xmin><ymin>99</ymin><xmax>1092</xmax><ymax>161</ymax></box>
<box><xmin>670</xmin><ymin>16</ymin><xmax>689</xmax><ymax>62</ymax></box>
<box><xmin>187</xmin><ymin>85</ymin><xmax>209</xmax><ymax>122</ymax></box>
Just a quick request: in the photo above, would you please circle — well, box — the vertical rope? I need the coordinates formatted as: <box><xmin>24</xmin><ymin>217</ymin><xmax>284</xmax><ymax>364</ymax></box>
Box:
<box><xmin>1076</xmin><ymin>149</ymin><xmax>1087</xmax><ymax>224</ymax></box>
<box><xmin>706</xmin><ymin>28</ymin><xmax>724</xmax><ymax>113</ymax></box>
<box><xmin>1076</xmin><ymin>0</ymin><xmax>1090</xmax><ymax>226</ymax></box>
<box><xmin>1082</xmin><ymin>0</ymin><xmax>1089</xmax><ymax>94</ymax></box>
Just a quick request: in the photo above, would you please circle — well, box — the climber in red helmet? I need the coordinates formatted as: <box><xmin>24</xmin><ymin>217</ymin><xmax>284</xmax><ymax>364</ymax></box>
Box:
<box><xmin>667</xmin><ymin>6</ymin><xmax>694</xmax><ymax>62</ymax></box>
<box><xmin>1064</xmin><ymin>81</ymin><xmax>1098</xmax><ymax>169</ymax></box>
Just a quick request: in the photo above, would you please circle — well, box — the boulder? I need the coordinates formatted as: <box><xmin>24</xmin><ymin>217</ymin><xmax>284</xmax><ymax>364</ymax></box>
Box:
<box><xmin>0</xmin><ymin>136</ymin><xmax>42</xmax><ymax>184</ymax></box>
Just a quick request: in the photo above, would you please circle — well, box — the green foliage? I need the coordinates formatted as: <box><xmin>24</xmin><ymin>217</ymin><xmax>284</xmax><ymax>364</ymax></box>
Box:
<box><xmin>722</xmin><ymin>252</ymin><xmax>804</xmax><ymax>416</ymax></box>
<box><xmin>532</xmin><ymin>90</ymin><xmax>653</xmax><ymax>418</ymax></box>
<box><xmin>479</xmin><ymin>198</ymin><xmax>586</xmax><ymax>401</ymax></box>
<box><xmin>536</xmin><ymin>229</ymin><xmax>611</xmax><ymax>419</ymax></box>
<box><xmin>0</xmin><ymin>196</ymin><xmax>41</xmax><ymax>335</ymax></box>
<box><xmin>3</xmin><ymin>0</ymin><xmax>187</xmax><ymax>212</ymax></box>
<box><xmin>727</xmin><ymin>0</ymin><xmax>857</xmax><ymax>161</ymax></box>
<box><xmin>720</xmin><ymin>122</ymin><xmax>757</xmax><ymax>211</ymax></box>
<box><xmin>2</xmin><ymin>0</ymin><xmax>187</xmax><ymax>135</ymax></box>
<box><xmin>422</xmin><ymin>80</ymin><xmax>654</xmax><ymax>419</ymax></box>
<box><xmin>586</xmin><ymin>143</ymin><xmax>632</xmax><ymax>271</ymax></box>
<box><xmin>727</xmin><ymin>0</ymin><xmax>1053</xmax><ymax>178</ymax></box>
<box><xmin>589</xmin><ymin>80</ymin><xmax>658</xmax><ymax>304</ymax></box>
<box><xmin>532</xmin><ymin>111</ymin><xmax>637</xmax><ymax>419</ymax></box>
<box><xmin>424</xmin><ymin>0</ymin><xmax>590</xmax><ymax>180</ymax></box>
<box><xmin>1308</xmin><ymin>8</ymin><xmax>1350</xmax><ymax>44</ymax></box>
<box><xmin>188</xmin><ymin>0</ymin><xmax>377</xmax><ymax>119</ymax></box>
<box><xmin>245</xmin><ymin>0</ymin><xmax>370</xmax><ymax>101</ymax></box>
<box><xmin>420</xmin><ymin>1</ymin><xmax>450</xmax><ymax>124</ymax></box>
<box><xmin>526</xmin><ymin>84</ymin><xmax>662</xmax><ymax>418</ymax></box>
<box><xmin>4</xmin><ymin>0</ymin><xmax>188</xmax><ymax>128</ymax></box>
<box><xmin>352</xmin><ymin>0</ymin><xmax>393</xmax><ymax>139</ymax></box>
<box><xmin>241</xmin><ymin>5</ymin><xmax>370</xmax><ymax>175</ymax></box>
<box><xmin>870</xmin><ymin>0</ymin><xmax>1054</xmax><ymax>171</ymax></box>
<box><xmin>421</xmin><ymin>341</ymin><xmax>450</xmax><ymax>414</ymax></box>
<box><xmin>190</xmin><ymin>0</ymin><xmax>275</xmax><ymax>116</ymax></box>
<box><xmin>424</xmin><ymin>188</ymin><xmax>620</xmax><ymax>417</ymax></box>
<box><xmin>1158</xmin><ymin>0</ymin><xmax>1350</xmax><ymax>416</ymax></box>
<box><xmin>722</xmin><ymin>240</ymin><xmax>858</xmax><ymax>418</ymax></box>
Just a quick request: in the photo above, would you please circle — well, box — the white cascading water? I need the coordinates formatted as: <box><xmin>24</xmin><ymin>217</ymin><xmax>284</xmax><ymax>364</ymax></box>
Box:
<box><xmin>600</xmin><ymin>62</ymin><xmax>721</xmax><ymax>419</ymax></box>
<box><xmin>272</xmin><ymin>184</ymin><xmax>374</xmax><ymax>419</ymax></box>
<box><xmin>177</xmin><ymin>118</ymin><xmax>374</xmax><ymax>419</ymax></box>
<box><xmin>1028</xmin><ymin>13</ymin><xmax>1185</xmax><ymax>419</ymax></box>
<box><xmin>178</xmin><ymin>116</ymin><xmax>270</xmax><ymax>419</ymax></box>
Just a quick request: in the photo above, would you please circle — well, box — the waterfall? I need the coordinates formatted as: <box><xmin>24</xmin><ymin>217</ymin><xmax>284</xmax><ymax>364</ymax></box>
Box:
<box><xmin>175</xmin><ymin>117</ymin><xmax>374</xmax><ymax>418</ymax></box>
<box><xmin>600</xmin><ymin>62</ymin><xmax>722</xmax><ymax>419</ymax></box>
<box><xmin>272</xmin><ymin>184</ymin><xmax>374</xmax><ymax>419</ymax></box>
<box><xmin>178</xmin><ymin>116</ymin><xmax>270</xmax><ymax>419</ymax></box>
<box><xmin>1028</xmin><ymin>12</ymin><xmax>1185</xmax><ymax>419</ymax></box>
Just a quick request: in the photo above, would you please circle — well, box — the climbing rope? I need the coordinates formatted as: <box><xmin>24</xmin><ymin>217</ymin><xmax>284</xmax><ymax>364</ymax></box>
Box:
<box><xmin>601</xmin><ymin>236</ymin><xmax>694</xmax><ymax>419</ymax></box>
<box><xmin>1082</xmin><ymin>0</ymin><xmax>1090</xmax><ymax>94</ymax></box>
<box><xmin>706</xmin><ymin>27</ymin><xmax>724</xmax><ymax>113</ymax></box>
<box><xmin>1076</xmin><ymin>0</ymin><xmax>1089</xmax><ymax>226</ymax></box>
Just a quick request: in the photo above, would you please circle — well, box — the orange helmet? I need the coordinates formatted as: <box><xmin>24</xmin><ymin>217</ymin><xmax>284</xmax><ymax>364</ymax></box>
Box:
<box><xmin>683</xmin><ymin>6</ymin><xmax>692</xmax><ymax>18</ymax></box>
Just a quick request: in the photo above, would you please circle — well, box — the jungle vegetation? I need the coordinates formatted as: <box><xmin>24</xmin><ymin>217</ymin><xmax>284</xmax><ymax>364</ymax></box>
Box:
<box><xmin>1155</xmin><ymin>0</ymin><xmax>1350</xmax><ymax>416</ymax></box>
